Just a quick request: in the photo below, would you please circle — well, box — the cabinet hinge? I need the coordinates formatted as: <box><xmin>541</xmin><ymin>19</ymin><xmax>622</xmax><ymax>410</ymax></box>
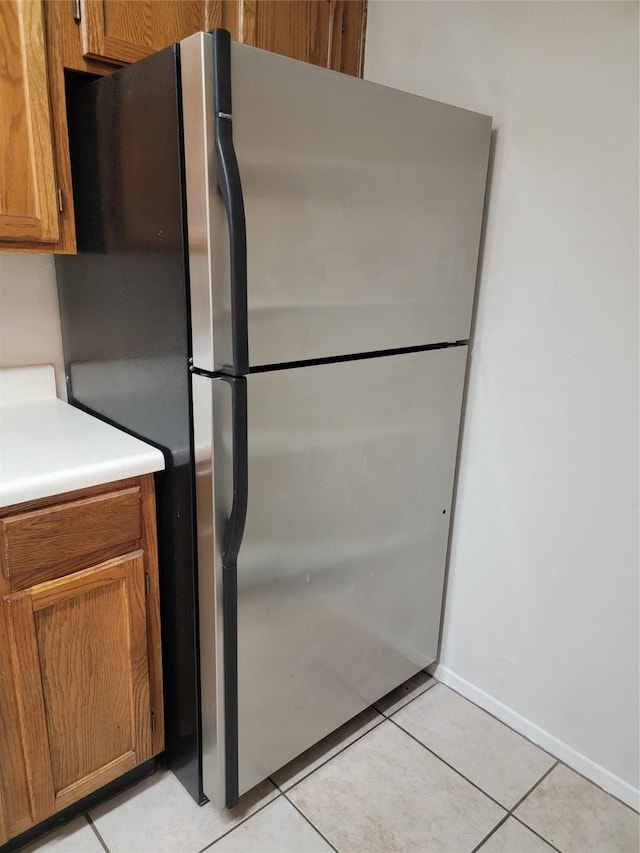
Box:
<box><xmin>144</xmin><ymin>572</ymin><xmax>150</xmax><ymax>595</ymax></box>
<box><xmin>151</xmin><ymin>709</ymin><xmax>156</xmax><ymax>733</ymax></box>
<box><xmin>73</xmin><ymin>0</ymin><xmax>81</xmax><ymax>23</ymax></box>
<box><xmin>57</xmin><ymin>187</ymin><xmax>63</xmax><ymax>213</ymax></box>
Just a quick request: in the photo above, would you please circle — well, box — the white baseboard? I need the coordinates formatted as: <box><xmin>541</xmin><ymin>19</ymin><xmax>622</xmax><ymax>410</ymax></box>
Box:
<box><xmin>433</xmin><ymin>665</ymin><xmax>640</xmax><ymax>812</ymax></box>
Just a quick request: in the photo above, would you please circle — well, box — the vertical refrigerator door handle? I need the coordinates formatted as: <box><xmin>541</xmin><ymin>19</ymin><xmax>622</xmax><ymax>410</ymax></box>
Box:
<box><xmin>221</xmin><ymin>374</ymin><xmax>249</xmax><ymax>572</ymax></box>
<box><xmin>219</xmin><ymin>374</ymin><xmax>247</xmax><ymax>808</ymax></box>
<box><xmin>212</xmin><ymin>29</ymin><xmax>249</xmax><ymax>376</ymax></box>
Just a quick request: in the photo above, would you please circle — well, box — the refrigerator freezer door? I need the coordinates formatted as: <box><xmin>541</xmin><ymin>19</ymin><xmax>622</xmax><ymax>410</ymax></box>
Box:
<box><xmin>193</xmin><ymin>346</ymin><xmax>468</xmax><ymax>805</ymax></box>
<box><xmin>181</xmin><ymin>33</ymin><xmax>491</xmax><ymax>373</ymax></box>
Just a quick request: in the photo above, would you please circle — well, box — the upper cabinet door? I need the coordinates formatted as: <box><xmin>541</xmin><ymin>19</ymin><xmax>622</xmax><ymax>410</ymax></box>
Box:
<box><xmin>80</xmin><ymin>0</ymin><xmax>210</xmax><ymax>64</ymax></box>
<box><xmin>0</xmin><ymin>0</ymin><xmax>59</xmax><ymax>243</ymax></box>
<box><xmin>80</xmin><ymin>0</ymin><xmax>366</xmax><ymax>75</ymax></box>
<box><xmin>237</xmin><ymin>0</ymin><xmax>366</xmax><ymax>75</ymax></box>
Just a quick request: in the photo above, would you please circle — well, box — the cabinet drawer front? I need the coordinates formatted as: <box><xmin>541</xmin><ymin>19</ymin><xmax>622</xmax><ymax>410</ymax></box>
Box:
<box><xmin>0</xmin><ymin>487</ymin><xmax>141</xmax><ymax>588</ymax></box>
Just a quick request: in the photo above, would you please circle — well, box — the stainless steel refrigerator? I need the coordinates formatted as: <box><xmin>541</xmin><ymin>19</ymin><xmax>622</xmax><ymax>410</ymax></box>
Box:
<box><xmin>56</xmin><ymin>30</ymin><xmax>491</xmax><ymax>809</ymax></box>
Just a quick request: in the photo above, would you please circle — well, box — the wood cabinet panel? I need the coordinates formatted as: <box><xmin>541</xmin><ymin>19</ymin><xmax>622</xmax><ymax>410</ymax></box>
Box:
<box><xmin>237</xmin><ymin>0</ymin><xmax>366</xmax><ymax>75</ymax></box>
<box><xmin>36</xmin><ymin>578</ymin><xmax>133</xmax><ymax>792</ymax></box>
<box><xmin>251</xmin><ymin>1</ymin><xmax>332</xmax><ymax>66</ymax></box>
<box><xmin>0</xmin><ymin>582</ymin><xmax>33</xmax><ymax>839</ymax></box>
<box><xmin>3</xmin><ymin>591</ymin><xmax>56</xmax><ymax>823</ymax></box>
<box><xmin>0</xmin><ymin>0</ymin><xmax>59</xmax><ymax>242</ymax></box>
<box><xmin>0</xmin><ymin>486</ymin><xmax>142</xmax><ymax>588</ymax></box>
<box><xmin>329</xmin><ymin>0</ymin><xmax>367</xmax><ymax>77</ymax></box>
<box><xmin>0</xmin><ymin>792</ymin><xmax>7</xmax><ymax>845</ymax></box>
<box><xmin>0</xmin><ymin>474</ymin><xmax>163</xmax><ymax>840</ymax></box>
<box><xmin>80</xmin><ymin>0</ymin><xmax>211</xmax><ymax>64</ymax></box>
<box><xmin>3</xmin><ymin>553</ymin><xmax>152</xmax><ymax>816</ymax></box>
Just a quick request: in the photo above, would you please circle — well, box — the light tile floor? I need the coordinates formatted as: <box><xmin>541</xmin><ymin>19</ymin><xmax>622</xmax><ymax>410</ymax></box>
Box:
<box><xmin>22</xmin><ymin>675</ymin><xmax>639</xmax><ymax>853</ymax></box>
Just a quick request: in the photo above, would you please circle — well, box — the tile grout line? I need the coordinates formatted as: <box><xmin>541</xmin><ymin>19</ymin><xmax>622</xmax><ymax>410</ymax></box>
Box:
<box><xmin>387</xmin><ymin>716</ymin><xmax>508</xmax><ymax>812</ymax></box>
<box><xmin>281</xmin><ymin>709</ymin><xmax>558</xmax><ymax>853</ymax></box>
<box><xmin>468</xmin><ymin>812</ymin><xmax>511</xmax><ymax>853</ymax></box>
<box><xmin>85</xmin><ymin>813</ymin><xmax>110</xmax><ymax>853</ymax></box>
<box><xmin>273</xmin><ymin>713</ymin><xmax>387</xmax><ymax>794</ymax></box>
<box><xmin>282</xmin><ymin>791</ymin><xmax>340</xmax><ymax>853</ymax></box>
<box><xmin>434</xmin><ymin>679</ymin><xmax>640</xmax><ymax>814</ymax></box>
<box><xmin>194</xmin><ymin>791</ymin><xmax>284</xmax><ymax>853</ymax></box>
<box><xmin>389</xmin><ymin>716</ymin><xmax>569</xmax><ymax>853</ymax></box>
<box><xmin>76</xmin><ymin>671</ymin><xmax>634</xmax><ymax>853</ymax></box>
<box><xmin>218</xmin><ymin>693</ymin><xmax>555</xmax><ymax>853</ymax></box>
<box><xmin>511</xmin><ymin>813</ymin><xmax>563</xmax><ymax>853</ymax></box>
<box><xmin>508</xmin><ymin>760</ymin><xmax>559</xmax><ymax>814</ymax></box>
<box><xmin>468</xmin><ymin>761</ymin><xmax>561</xmax><ymax>853</ymax></box>
<box><xmin>504</xmin><ymin>762</ymin><xmax>563</xmax><ymax>853</ymax></box>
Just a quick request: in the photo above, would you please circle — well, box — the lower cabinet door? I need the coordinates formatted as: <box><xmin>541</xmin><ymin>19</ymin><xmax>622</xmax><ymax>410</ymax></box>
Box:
<box><xmin>0</xmin><ymin>792</ymin><xmax>8</xmax><ymax>845</ymax></box>
<box><xmin>3</xmin><ymin>551</ymin><xmax>152</xmax><ymax>822</ymax></box>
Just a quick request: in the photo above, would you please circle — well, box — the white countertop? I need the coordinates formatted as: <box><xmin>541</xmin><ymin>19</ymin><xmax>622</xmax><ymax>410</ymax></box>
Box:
<box><xmin>0</xmin><ymin>365</ymin><xmax>165</xmax><ymax>508</ymax></box>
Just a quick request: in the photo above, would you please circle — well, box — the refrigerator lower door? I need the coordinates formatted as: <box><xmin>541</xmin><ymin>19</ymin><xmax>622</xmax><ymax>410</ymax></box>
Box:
<box><xmin>193</xmin><ymin>346</ymin><xmax>468</xmax><ymax>807</ymax></box>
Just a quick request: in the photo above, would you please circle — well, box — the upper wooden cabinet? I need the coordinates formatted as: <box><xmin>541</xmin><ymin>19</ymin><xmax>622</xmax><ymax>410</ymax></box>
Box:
<box><xmin>80</xmin><ymin>0</ymin><xmax>212</xmax><ymax>65</ymax></box>
<box><xmin>227</xmin><ymin>0</ymin><xmax>366</xmax><ymax>75</ymax></box>
<box><xmin>0</xmin><ymin>0</ymin><xmax>59</xmax><ymax>243</ymax></box>
<box><xmin>76</xmin><ymin>1</ymin><xmax>366</xmax><ymax>73</ymax></box>
<box><xmin>0</xmin><ymin>0</ymin><xmax>366</xmax><ymax>253</ymax></box>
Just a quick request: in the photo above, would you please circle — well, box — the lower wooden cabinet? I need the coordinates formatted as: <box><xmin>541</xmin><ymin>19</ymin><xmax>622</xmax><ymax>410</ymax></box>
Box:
<box><xmin>0</xmin><ymin>475</ymin><xmax>163</xmax><ymax>844</ymax></box>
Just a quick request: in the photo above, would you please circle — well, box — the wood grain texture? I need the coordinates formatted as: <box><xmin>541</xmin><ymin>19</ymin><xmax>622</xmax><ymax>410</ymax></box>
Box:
<box><xmin>3</xmin><ymin>592</ymin><xmax>57</xmax><ymax>823</ymax></box>
<box><xmin>81</xmin><ymin>0</ymin><xmax>208</xmax><ymax>64</ymax></box>
<box><xmin>238</xmin><ymin>0</ymin><xmax>256</xmax><ymax>43</ymax></box>
<box><xmin>0</xmin><ymin>788</ymin><xmax>7</xmax><ymax>845</ymax></box>
<box><xmin>54</xmin><ymin>752</ymin><xmax>137</xmax><ymax>811</ymax></box>
<box><xmin>205</xmin><ymin>0</ymin><xmax>224</xmax><ymax>30</ymax></box>
<box><xmin>3</xmin><ymin>552</ymin><xmax>152</xmax><ymax>822</ymax></box>
<box><xmin>29</xmin><ymin>560</ymin><xmax>135</xmax><ymax>611</ymax></box>
<box><xmin>251</xmin><ymin>1</ymin><xmax>328</xmax><ymax>65</ymax></box>
<box><xmin>0</xmin><ymin>0</ymin><xmax>59</xmax><ymax>242</ymax></box>
<box><xmin>0</xmin><ymin>486</ymin><xmax>142</xmax><ymax>589</ymax></box>
<box><xmin>0</xmin><ymin>575</ymin><xmax>33</xmax><ymax>838</ymax></box>
<box><xmin>0</xmin><ymin>477</ymin><xmax>143</xmax><ymax>519</ymax></box>
<box><xmin>244</xmin><ymin>0</ymin><xmax>366</xmax><ymax>75</ymax></box>
<box><xmin>34</xmin><ymin>555</ymin><xmax>150</xmax><ymax>797</ymax></box>
<box><xmin>35</xmin><ymin>574</ymin><xmax>133</xmax><ymax>791</ymax></box>
<box><xmin>218</xmin><ymin>0</ymin><xmax>240</xmax><ymax>38</ymax></box>
<box><xmin>124</xmin><ymin>550</ymin><xmax>153</xmax><ymax>765</ymax></box>
<box><xmin>0</xmin><ymin>476</ymin><xmax>163</xmax><ymax>841</ymax></box>
<box><xmin>330</xmin><ymin>0</ymin><xmax>366</xmax><ymax>77</ymax></box>
<box><xmin>1</xmin><ymin>0</ymin><xmax>119</xmax><ymax>255</ymax></box>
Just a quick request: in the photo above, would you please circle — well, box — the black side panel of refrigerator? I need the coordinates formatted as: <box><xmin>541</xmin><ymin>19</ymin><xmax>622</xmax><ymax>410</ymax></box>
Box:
<box><xmin>55</xmin><ymin>46</ymin><xmax>203</xmax><ymax>803</ymax></box>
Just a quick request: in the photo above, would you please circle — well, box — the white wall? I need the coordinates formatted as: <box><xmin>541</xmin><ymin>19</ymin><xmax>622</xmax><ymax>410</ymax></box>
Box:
<box><xmin>366</xmin><ymin>1</ymin><xmax>639</xmax><ymax>806</ymax></box>
<box><xmin>0</xmin><ymin>253</ymin><xmax>65</xmax><ymax>397</ymax></box>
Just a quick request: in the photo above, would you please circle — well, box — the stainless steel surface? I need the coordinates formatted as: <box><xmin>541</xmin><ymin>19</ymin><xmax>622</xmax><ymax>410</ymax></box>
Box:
<box><xmin>181</xmin><ymin>33</ymin><xmax>232</xmax><ymax>374</ymax></box>
<box><xmin>185</xmin><ymin>32</ymin><xmax>489</xmax><ymax>805</ymax></box>
<box><xmin>232</xmin><ymin>346</ymin><xmax>468</xmax><ymax>794</ymax></box>
<box><xmin>192</xmin><ymin>371</ymin><xmax>229</xmax><ymax>807</ymax></box>
<box><xmin>187</xmin><ymin>34</ymin><xmax>489</xmax><ymax>371</ymax></box>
